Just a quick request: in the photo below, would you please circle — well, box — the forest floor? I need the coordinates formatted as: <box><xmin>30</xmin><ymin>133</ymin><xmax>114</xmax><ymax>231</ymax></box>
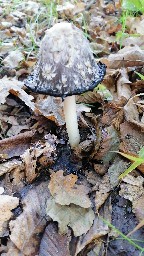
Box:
<box><xmin>0</xmin><ymin>0</ymin><xmax>144</xmax><ymax>255</ymax></box>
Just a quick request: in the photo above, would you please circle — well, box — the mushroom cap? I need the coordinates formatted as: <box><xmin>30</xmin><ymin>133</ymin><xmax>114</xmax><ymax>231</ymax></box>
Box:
<box><xmin>25</xmin><ymin>22</ymin><xmax>106</xmax><ymax>97</ymax></box>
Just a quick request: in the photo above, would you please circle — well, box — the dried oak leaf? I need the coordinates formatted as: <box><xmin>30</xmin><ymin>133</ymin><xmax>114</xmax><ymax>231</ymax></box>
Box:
<box><xmin>46</xmin><ymin>198</ymin><xmax>95</xmax><ymax>237</ymax></box>
<box><xmin>9</xmin><ymin>182</ymin><xmax>50</xmax><ymax>256</ymax></box>
<box><xmin>48</xmin><ymin>170</ymin><xmax>91</xmax><ymax>208</ymax></box>
<box><xmin>0</xmin><ymin>195</ymin><xmax>19</xmax><ymax>236</ymax></box>
<box><xmin>39</xmin><ymin>222</ymin><xmax>71</xmax><ymax>256</ymax></box>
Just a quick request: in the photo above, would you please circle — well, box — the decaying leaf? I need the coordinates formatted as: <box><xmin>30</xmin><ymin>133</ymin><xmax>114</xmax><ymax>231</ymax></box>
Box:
<box><xmin>21</xmin><ymin>134</ymin><xmax>57</xmax><ymax>182</ymax></box>
<box><xmin>21</xmin><ymin>148</ymin><xmax>37</xmax><ymax>183</ymax></box>
<box><xmin>48</xmin><ymin>170</ymin><xmax>91</xmax><ymax>208</ymax></box>
<box><xmin>2</xmin><ymin>50</ymin><xmax>24</xmax><ymax>68</ymax></box>
<box><xmin>0</xmin><ymin>76</ymin><xmax>35</xmax><ymax>111</ymax></box>
<box><xmin>75</xmin><ymin>199</ymin><xmax>111</xmax><ymax>255</ymax></box>
<box><xmin>0</xmin><ymin>130</ymin><xmax>35</xmax><ymax>158</ymax></box>
<box><xmin>39</xmin><ymin>222</ymin><xmax>71</xmax><ymax>256</ymax></box>
<box><xmin>119</xmin><ymin>174</ymin><xmax>144</xmax><ymax>203</ymax></box>
<box><xmin>0</xmin><ymin>195</ymin><xmax>19</xmax><ymax>236</ymax></box>
<box><xmin>124</xmin><ymin>94</ymin><xmax>144</xmax><ymax>129</ymax></box>
<box><xmin>0</xmin><ymin>159</ymin><xmax>23</xmax><ymax>177</ymax></box>
<box><xmin>9</xmin><ymin>182</ymin><xmax>50</xmax><ymax>256</ymax></box>
<box><xmin>104</xmin><ymin>46</ymin><xmax>144</xmax><ymax>69</ymax></box>
<box><xmin>95</xmin><ymin>174</ymin><xmax>111</xmax><ymax>211</ymax></box>
<box><xmin>46</xmin><ymin>198</ymin><xmax>95</xmax><ymax>237</ymax></box>
<box><xmin>35</xmin><ymin>95</ymin><xmax>65</xmax><ymax>125</ymax></box>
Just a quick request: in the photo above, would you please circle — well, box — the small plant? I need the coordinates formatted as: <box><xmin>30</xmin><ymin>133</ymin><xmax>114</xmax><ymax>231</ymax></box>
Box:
<box><xmin>116</xmin><ymin>0</ymin><xmax>144</xmax><ymax>48</ymax></box>
<box><xmin>102</xmin><ymin>218</ymin><xmax>144</xmax><ymax>255</ymax></box>
<box><xmin>116</xmin><ymin>147</ymin><xmax>144</xmax><ymax>179</ymax></box>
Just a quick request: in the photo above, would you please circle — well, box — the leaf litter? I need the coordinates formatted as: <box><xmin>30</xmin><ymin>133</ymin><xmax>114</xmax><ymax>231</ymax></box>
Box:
<box><xmin>0</xmin><ymin>0</ymin><xmax>144</xmax><ymax>255</ymax></box>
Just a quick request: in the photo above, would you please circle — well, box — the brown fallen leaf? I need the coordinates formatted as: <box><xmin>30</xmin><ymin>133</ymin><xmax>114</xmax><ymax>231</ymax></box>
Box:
<box><xmin>2</xmin><ymin>50</ymin><xmax>24</xmax><ymax>68</ymax></box>
<box><xmin>120</xmin><ymin>122</ymin><xmax>144</xmax><ymax>155</ymax></box>
<box><xmin>95</xmin><ymin>174</ymin><xmax>111</xmax><ymax>211</ymax></box>
<box><xmin>0</xmin><ymin>76</ymin><xmax>36</xmax><ymax>111</ymax></box>
<box><xmin>21</xmin><ymin>134</ymin><xmax>57</xmax><ymax>182</ymax></box>
<box><xmin>39</xmin><ymin>222</ymin><xmax>71</xmax><ymax>256</ymax></box>
<box><xmin>119</xmin><ymin>174</ymin><xmax>144</xmax><ymax>203</ymax></box>
<box><xmin>124</xmin><ymin>94</ymin><xmax>144</xmax><ymax>130</ymax></box>
<box><xmin>46</xmin><ymin>198</ymin><xmax>95</xmax><ymax>237</ymax></box>
<box><xmin>74</xmin><ymin>199</ymin><xmax>111</xmax><ymax>255</ymax></box>
<box><xmin>21</xmin><ymin>148</ymin><xmax>37</xmax><ymax>183</ymax></box>
<box><xmin>1</xmin><ymin>240</ymin><xmax>21</xmax><ymax>256</ymax></box>
<box><xmin>0</xmin><ymin>159</ymin><xmax>23</xmax><ymax>177</ymax></box>
<box><xmin>48</xmin><ymin>170</ymin><xmax>91</xmax><ymax>208</ymax></box>
<box><xmin>35</xmin><ymin>95</ymin><xmax>65</xmax><ymax>125</ymax></box>
<box><xmin>9</xmin><ymin>182</ymin><xmax>50</xmax><ymax>256</ymax></box>
<box><xmin>0</xmin><ymin>130</ymin><xmax>35</xmax><ymax>158</ymax></box>
<box><xmin>0</xmin><ymin>195</ymin><xmax>19</xmax><ymax>236</ymax></box>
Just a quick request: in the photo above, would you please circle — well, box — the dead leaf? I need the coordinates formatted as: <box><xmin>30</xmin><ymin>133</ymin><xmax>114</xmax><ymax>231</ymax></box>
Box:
<box><xmin>0</xmin><ymin>159</ymin><xmax>23</xmax><ymax>176</ymax></box>
<box><xmin>35</xmin><ymin>95</ymin><xmax>65</xmax><ymax>125</ymax></box>
<box><xmin>9</xmin><ymin>182</ymin><xmax>50</xmax><ymax>256</ymax></box>
<box><xmin>124</xmin><ymin>94</ymin><xmax>144</xmax><ymax>129</ymax></box>
<box><xmin>103</xmin><ymin>46</ymin><xmax>144</xmax><ymax>69</ymax></box>
<box><xmin>0</xmin><ymin>195</ymin><xmax>19</xmax><ymax>236</ymax></box>
<box><xmin>2</xmin><ymin>50</ymin><xmax>24</xmax><ymax>68</ymax></box>
<box><xmin>75</xmin><ymin>199</ymin><xmax>111</xmax><ymax>255</ymax></box>
<box><xmin>48</xmin><ymin>170</ymin><xmax>91</xmax><ymax>208</ymax></box>
<box><xmin>95</xmin><ymin>174</ymin><xmax>111</xmax><ymax>211</ymax></box>
<box><xmin>0</xmin><ymin>130</ymin><xmax>35</xmax><ymax>158</ymax></box>
<box><xmin>119</xmin><ymin>174</ymin><xmax>144</xmax><ymax>202</ymax></box>
<box><xmin>0</xmin><ymin>76</ymin><xmax>35</xmax><ymax>111</ymax></box>
<box><xmin>39</xmin><ymin>222</ymin><xmax>71</xmax><ymax>256</ymax></box>
<box><xmin>46</xmin><ymin>198</ymin><xmax>95</xmax><ymax>237</ymax></box>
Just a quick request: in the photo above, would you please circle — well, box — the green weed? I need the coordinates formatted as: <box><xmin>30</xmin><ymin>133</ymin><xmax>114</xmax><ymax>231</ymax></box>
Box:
<box><xmin>102</xmin><ymin>218</ymin><xmax>144</xmax><ymax>255</ymax></box>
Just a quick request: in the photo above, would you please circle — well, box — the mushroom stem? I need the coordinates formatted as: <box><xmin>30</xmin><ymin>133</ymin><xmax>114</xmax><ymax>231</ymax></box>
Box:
<box><xmin>64</xmin><ymin>95</ymin><xmax>80</xmax><ymax>148</ymax></box>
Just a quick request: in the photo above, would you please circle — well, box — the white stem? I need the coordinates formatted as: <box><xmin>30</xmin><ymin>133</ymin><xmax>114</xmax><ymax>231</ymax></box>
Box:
<box><xmin>64</xmin><ymin>95</ymin><xmax>80</xmax><ymax>148</ymax></box>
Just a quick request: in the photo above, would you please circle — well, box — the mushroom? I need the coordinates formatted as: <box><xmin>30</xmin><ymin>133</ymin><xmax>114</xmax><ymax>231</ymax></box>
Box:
<box><xmin>25</xmin><ymin>22</ymin><xmax>106</xmax><ymax>148</ymax></box>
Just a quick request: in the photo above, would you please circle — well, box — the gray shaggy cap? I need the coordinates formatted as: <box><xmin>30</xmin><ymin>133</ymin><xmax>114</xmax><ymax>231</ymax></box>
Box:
<box><xmin>25</xmin><ymin>22</ymin><xmax>106</xmax><ymax>98</ymax></box>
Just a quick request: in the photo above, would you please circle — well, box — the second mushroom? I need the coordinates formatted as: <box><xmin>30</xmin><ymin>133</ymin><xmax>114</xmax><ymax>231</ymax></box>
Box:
<box><xmin>25</xmin><ymin>22</ymin><xmax>106</xmax><ymax>148</ymax></box>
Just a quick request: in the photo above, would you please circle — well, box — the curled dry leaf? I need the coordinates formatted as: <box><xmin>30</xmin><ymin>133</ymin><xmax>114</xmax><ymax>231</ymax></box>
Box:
<box><xmin>0</xmin><ymin>195</ymin><xmax>19</xmax><ymax>236</ymax></box>
<box><xmin>21</xmin><ymin>134</ymin><xmax>57</xmax><ymax>182</ymax></box>
<box><xmin>21</xmin><ymin>148</ymin><xmax>37</xmax><ymax>183</ymax></box>
<box><xmin>35</xmin><ymin>95</ymin><xmax>65</xmax><ymax>125</ymax></box>
<box><xmin>48</xmin><ymin>170</ymin><xmax>91</xmax><ymax>208</ymax></box>
<box><xmin>124</xmin><ymin>94</ymin><xmax>144</xmax><ymax>130</ymax></box>
<box><xmin>0</xmin><ymin>76</ymin><xmax>35</xmax><ymax>111</ymax></box>
<box><xmin>39</xmin><ymin>222</ymin><xmax>71</xmax><ymax>256</ymax></box>
<box><xmin>46</xmin><ymin>198</ymin><xmax>95</xmax><ymax>237</ymax></box>
<box><xmin>9</xmin><ymin>182</ymin><xmax>50</xmax><ymax>256</ymax></box>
